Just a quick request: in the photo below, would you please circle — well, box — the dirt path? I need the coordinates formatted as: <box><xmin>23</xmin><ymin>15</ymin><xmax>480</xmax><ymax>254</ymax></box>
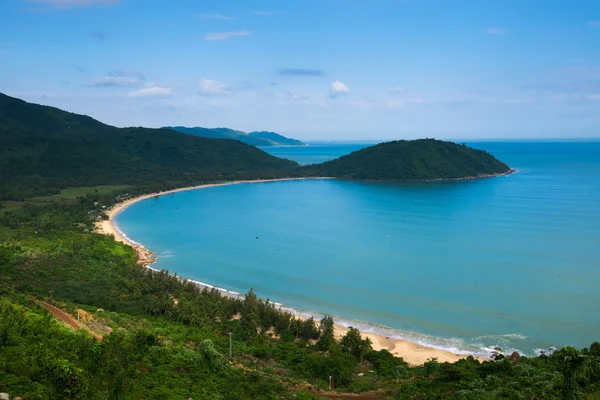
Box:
<box><xmin>318</xmin><ymin>394</ymin><xmax>388</xmax><ymax>400</ymax></box>
<box><xmin>39</xmin><ymin>301</ymin><xmax>103</xmax><ymax>341</ymax></box>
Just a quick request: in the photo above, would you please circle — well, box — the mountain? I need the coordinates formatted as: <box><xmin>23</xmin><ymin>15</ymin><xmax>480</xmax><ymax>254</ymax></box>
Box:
<box><xmin>165</xmin><ymin>126</ymin><xmax>305</xmax><ymax>146</ymax></box>
<box><xmin>0</xmin><ymin>93</ymin><xmax>299</xmax><ymax>200</ymax></box>
<box><xmin>303</xmin><ymin>139</ymin><xmax>512</xmax><ymax>180</ymax></box>
<box><xmin>249</xmin><ymin>131</ymin><xmax>305</xmax><ymax>146</ymax></box>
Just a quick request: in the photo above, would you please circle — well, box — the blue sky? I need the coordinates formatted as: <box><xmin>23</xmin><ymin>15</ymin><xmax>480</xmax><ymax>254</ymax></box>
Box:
<box><xmin>1</xmin><ymin>0</ymin><xmax>599</xmax><ymax>140</ymax></box>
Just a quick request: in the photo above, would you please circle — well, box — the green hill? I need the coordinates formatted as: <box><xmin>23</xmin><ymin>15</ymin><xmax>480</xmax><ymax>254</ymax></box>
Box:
<box><xmin>303</xmin><ymin>139</ymin><xmax>513</xmax><ymax>180</ymax></box>
<box><xmin>165</xmin><ymin>126</ymin><xmax>305</xmax><ymax>146</ymax></box>
<box><xmin>0</xmin><ymin>93</ymin><xmax>299</xmax><ymax>200</ymax></box>
<box><xmin>249</xmin><ymin>131</ymin><xmax>305</xmax><ymax>146</ymax></box>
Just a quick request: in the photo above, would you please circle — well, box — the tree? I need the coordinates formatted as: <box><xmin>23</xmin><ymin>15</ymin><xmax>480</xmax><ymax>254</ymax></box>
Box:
<box><xmin>317</xmin><ymin>316</ymin><xmax>336</xmax><ymax>351</ymax></box>
<box><xmin>557</xmin><ymin>346</ymin><xmax>586</xmax><ymax>400</ymax></box>
<box><xmin>340</xmin><ymin>327</ymin><xmax>372</xmax><ymax>363</ymax></box>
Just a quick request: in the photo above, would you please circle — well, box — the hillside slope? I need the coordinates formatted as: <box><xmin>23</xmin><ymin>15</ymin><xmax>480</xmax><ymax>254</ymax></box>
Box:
<box><xmin>303</xmin><ymin>139</ymin><xmax>512</xmax><ymax>180</ymax></box>
<box><xmin>249</xmin><ymin>131</ymin><xmax>305</xmax><ymax>146</ymax></box>
<box><xmin>166</xmin><ymin>126</ymin><xmax>305</xmax><ymax>146</ymax></box>
<box><xmin>0</xmin><ymin>93</ymin><xmax>299</xmax><ymax>200</ymax></box>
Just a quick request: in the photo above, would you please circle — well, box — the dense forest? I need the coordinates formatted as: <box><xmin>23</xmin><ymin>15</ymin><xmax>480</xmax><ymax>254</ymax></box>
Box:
<box><xmin>303</xmin><ymin>139</ymin><xmax>512</xmax><ymax>180</ymax></box>
<box><xmin>2</xmin><ymin>93</ymin><xmax>598</xmax><ymax>398</ymax></box>
<box><xmin>0</xmin><ymin>93</ymin><xmax>299</xmax><ymax>201</ymax></box>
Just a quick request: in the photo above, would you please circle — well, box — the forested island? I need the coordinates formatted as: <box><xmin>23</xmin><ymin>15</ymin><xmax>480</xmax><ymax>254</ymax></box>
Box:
<box><xmin>1</xmin><ymin>93</ymin><xmax>599</xmax><ymax>399</ymax></box>
<box><xmin>303</xmin><ymin>139</ymin><xmax>513</xmax><ymax>180</ymax></box>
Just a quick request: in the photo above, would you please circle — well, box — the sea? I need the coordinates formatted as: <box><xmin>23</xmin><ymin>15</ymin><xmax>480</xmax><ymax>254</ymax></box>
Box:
<box><xmin>115</xmin><ymin>141</ymin><xmax>600</xmax><ymax>358</ymax></box>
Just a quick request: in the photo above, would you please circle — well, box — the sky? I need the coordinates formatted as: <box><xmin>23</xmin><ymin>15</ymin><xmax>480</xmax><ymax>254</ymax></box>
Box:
<box><xmin>1</xmin><ymin>0</ymin><xmax>599</xmax><ymax>140</ymax></box>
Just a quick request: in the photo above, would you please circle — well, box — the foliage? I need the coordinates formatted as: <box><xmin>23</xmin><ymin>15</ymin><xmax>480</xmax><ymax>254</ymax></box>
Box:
<box><xmin>0</xmin><ymin>93</ymin><xmax>300</xmax><ymax>200</ymax></box>
<box><xmin>303</xmin><ymin>139</ymin><xmax>512</xmax><ymax>180</ymax></box>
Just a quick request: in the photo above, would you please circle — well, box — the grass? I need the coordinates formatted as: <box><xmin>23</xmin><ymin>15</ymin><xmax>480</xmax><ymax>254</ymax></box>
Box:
<box><xmin>0</xmin><ymin>226</ymin><xmax>16</xmax><ymax>240</ymax></box>
<box><xmin>0</xmin><ymin>185</ymin><xmax>130</xmax><ymax>219</ymax></box>
<box><xmin>32</xmin><ymin>185</ymin><xmax>131</xmax><ymax>201</ymax></box>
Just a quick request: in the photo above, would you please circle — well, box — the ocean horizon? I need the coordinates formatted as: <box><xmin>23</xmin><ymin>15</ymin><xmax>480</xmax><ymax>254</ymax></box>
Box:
<box><xmin>115</xmin><ymin>141</ymin><xmax>600</xmax><ymax>358</ymax></box>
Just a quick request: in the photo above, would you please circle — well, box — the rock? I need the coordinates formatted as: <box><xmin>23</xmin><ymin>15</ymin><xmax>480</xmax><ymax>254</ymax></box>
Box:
<box><xmin>507</xmin><ymin>351</ymin><xmax>521</xmax><ymax>362</ymax></box>
<box><xmin>493</xmin><ymin>346</ymin><xmax>502</xmax><ymax>352</ymax></box>
<box><xmin>0</xmin><ymin>393</ymin><xmax>10</xmax><ymax>400</ymax></box>
<box><xmin>357</xmin><ymin>373</ymin><xmax>364</xmax><ymax>377</ymax></box>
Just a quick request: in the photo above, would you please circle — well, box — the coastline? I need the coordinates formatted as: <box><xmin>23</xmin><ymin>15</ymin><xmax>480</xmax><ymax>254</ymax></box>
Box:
<box><xmin>95</xmin><ymin>177</ymin><xmax>490</xmax><ymax>366</ymax></box>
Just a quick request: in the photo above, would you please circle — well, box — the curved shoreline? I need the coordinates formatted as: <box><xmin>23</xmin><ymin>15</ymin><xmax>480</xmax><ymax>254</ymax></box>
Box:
<box><xmin>95</xmin><ymin>177</ymin><xmax>490</xmax><ymax>365</ymax></box>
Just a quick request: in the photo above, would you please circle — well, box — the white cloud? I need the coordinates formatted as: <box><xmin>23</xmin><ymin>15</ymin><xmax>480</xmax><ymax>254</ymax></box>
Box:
<box><xmin>486</xmin><ymin>27</ymin><xmax>507</xmax><ymax>35</ymax></box>
<box><xmin>330</xmin><ymin>80</ymin><xmax>350</xmax><ymax>99</ymax></box>
<box><xmin>198</xmin><ymin>13</ymin><xmax>234</xmax><ymax>21</ymax></box>
<box><xmin>88</xmin><ymin>76</ymin><xmax>140</xmax><ymax>87</ymax></box>
<box><xmin>388</xmin><ymin>86</ymin><xmax>405</xmax><ymax>94</ymax></box>
<box><xmin>128</xmin><ymin>86</ymin><xmax>173</xmax><ymax>98</ymax></box>
<box><xmin>204</xmin><ymin>31</ymin><xmax>249</xmax><ymax>41</ymax></box>
<box><xmin>587</xmin><ymin>21</ymin><xmax>600</xmax><ymax>27</ymax></box>
<box><xmin>197</xmin><ymin>79</ymin><xmax>232</xmax><ymax>96</ymax></box>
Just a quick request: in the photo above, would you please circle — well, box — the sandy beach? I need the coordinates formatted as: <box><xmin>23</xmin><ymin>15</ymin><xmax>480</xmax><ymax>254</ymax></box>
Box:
<box><xmin>95</xmin><ymin>177</ymin><xmax>489</xmax><ymax>366</ymax></box>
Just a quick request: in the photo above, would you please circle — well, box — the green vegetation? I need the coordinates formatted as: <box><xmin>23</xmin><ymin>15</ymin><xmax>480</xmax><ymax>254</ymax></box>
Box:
<box><xmin>1</xmin><ymin>93</ymin><xmax>515</xmax><ymax>205</ymax></box>
<box><xmin>303</xmin><ymin>139</ymin><xmax>512</xmax><ymax>180</ymax></box>
<box><xmin>0</xmin><ymin>92</ymin><xmax>599</xmax><ymax>398</ymax></box>
<box><xmin>165</xmin><ymin>126</ymin><xmax>306</xmax><ymax>146</ymax></box>
<box><xmin>248</xmin><ymin>131</ymin><xmax>305</xmax><ymax>146</ymax></box>
<box><xmin>0</xmin><ymin>93</ymin><xmax>299</xmax><ymax>201</ymax></box>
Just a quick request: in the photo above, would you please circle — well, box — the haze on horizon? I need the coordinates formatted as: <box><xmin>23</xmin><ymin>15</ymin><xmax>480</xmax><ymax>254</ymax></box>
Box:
<box><xmin>1</xmin><ymin>0</ymin><xmax>599</xmax><ymax>141</ymax></box>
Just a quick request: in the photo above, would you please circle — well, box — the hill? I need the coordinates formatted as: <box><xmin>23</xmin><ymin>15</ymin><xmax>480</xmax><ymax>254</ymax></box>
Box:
<box><xmin>165</xmin><ymin>126</ymin><xmax>305</xmax><ymax>146</ymax></box>
<box><xmin>0</xmin><ymin>93</ymin><xmax>299</xmax><ymax>200</ymax></box>
<box><xmin>249</xmin><ymin>131</ymin><xmax>305</xmax><ymax>146</ymax></box>
<box><xmin>303</xmin><ymin>139</ymin><xmax>513</xmax><ymax>180</ymax></box>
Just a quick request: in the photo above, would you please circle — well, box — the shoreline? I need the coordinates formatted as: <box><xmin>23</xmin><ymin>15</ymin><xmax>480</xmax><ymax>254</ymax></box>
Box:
<box><xmin>95</xmin><ymin>177</ymin><xmax>490</xmax><ymax>366</ymax></box>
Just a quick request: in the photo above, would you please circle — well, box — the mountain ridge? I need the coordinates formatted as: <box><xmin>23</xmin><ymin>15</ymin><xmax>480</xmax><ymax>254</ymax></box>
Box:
<box><xmin>164</xmin><ymin>126</ymin><xmax>305</xmax><ymax>147</ymax></box>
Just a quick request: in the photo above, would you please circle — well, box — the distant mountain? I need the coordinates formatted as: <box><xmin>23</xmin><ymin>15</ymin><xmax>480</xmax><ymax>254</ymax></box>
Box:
<box><xmin>164</xmin><ymin>126</ymin><xmax>305</xmax><ymax>146</ymax></box>
<box><xmin>303</xmin><ymin>139</ymin><xmax>513</xmax><ymax>180</ymax></box>
<box><xmin>0</xmin><ymin>93</ymin><xmax>299</xmax><ymax>200</ymax></box>
<box><xmin>249</xmin><ymin>131</ymin><xmax>305</xmax><ymax>146</ymax></box>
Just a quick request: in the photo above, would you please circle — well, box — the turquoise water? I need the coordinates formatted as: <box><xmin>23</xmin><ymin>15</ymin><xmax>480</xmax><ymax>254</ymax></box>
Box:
<box><xmin>261</xmin><ymin>142</ymin><xmax>371</xmax><ymax>165</ymax></box>
<box><xmin>116</xmin><ymin>142</ymin><xmax>600</xmax><ymax>357</ymax></box>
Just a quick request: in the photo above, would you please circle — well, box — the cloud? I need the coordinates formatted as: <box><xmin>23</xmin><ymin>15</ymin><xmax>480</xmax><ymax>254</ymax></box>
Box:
<box><xmin>128</xmin><ymin>86</ymin><xmax>173</xmax><ymax>99</ymax></box>
<box><xmin>68</xmin><ymin>63</ymin><xmax>87</xmax><ymax>74</ymax></box>
<box><xmin>197</xmin><ymin>79</ymin><xmax>232</xmax><ymax>96</ymax></box>
<box><xmin>587</xmin><ymin>21</ymin><xmax>600</xmax><ymax>27</ymax></box>
<box><xmin>90</xmin><ymin>31</ymin><xmax>105</xmax><ymax>40</ymax></box>
<box><xmin>109</xmin><ymin>68</ymin><xmax>146</xmax><ymax>80</ymax></box>
<box><xmin>486</xmin><ymin>27</ymin><xmax>507</xmax><ymax>35</ymax></box>
<box><xmin>278</xmin><ymin>68</ymin><xmax>324</xmax><ymax>77</ymax></box>
<box><xmin>198</xmin><ymin>13</ymin><xmax>234</xmax><ymax>20</ymax></box>
<box><xmin>88</xmin><ymin>76</ymin><xmax>140</xmax><ymax>87</ymax></box>
<box><xmin>388</xmin><ymin>86</ymin><xmax>405</xmax><ymax>94</ymax></box>
<box><xmin>204</xmin><ymin>31</ymin><xmax>249</xmax><ymax>41</ymax></box>
<box><xmin>330</xmin><ymin>80</ymin><xmax>350</xmax><ymax>99</ymax></box>
<box><xmin>28</xmin><ymin>0</ymin><xmax>118</xmax><ymax>9</ymax></box>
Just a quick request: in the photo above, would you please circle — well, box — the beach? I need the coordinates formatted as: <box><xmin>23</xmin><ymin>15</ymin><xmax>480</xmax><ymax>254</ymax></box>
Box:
<box><xmin>96</xmin><ymin>178</ymin><xmax>490</xmax><ymax>366</ymax></box>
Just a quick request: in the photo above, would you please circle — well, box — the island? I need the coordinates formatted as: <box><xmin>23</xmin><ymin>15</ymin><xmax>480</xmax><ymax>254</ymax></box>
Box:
<box><xmin>303</xmin><ymin>139</ymin><xmax>513</xmax><ymax>180</ymax></box>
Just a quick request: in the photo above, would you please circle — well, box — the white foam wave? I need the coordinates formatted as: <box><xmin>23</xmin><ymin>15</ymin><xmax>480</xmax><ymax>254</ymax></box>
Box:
<box><xmin>473</xmin><ymin>333</ymin><xmax>528</xmax><ymax>342</ymax></box>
